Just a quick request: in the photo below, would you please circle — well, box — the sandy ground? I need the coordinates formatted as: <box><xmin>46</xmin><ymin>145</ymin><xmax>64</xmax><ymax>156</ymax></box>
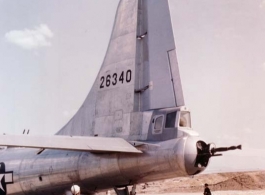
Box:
<box><xmin>137</xmin><ymin>191</ymin><xmax>265</xmax><ymax>195</ymax></box>
<box><xmin>103</xmin><ymin>171</ymin><xmax>265</xmax><ymax>195</ymax></box>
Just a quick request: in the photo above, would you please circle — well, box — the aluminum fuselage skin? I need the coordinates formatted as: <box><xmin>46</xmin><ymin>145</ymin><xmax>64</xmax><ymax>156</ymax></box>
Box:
<box><xmin>0</xmin><ymin>135</ymin><xmax>203</xmax><ymax>195</ymax></box>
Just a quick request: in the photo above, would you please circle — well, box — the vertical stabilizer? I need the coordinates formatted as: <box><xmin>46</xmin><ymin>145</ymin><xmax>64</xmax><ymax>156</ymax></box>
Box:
<box><xmin>56</xmin><ymin>0</ymin><xmax>185</xmax><ymax>139</ymax></box>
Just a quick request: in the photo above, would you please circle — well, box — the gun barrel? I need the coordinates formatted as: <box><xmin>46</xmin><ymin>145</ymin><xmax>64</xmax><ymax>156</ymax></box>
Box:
<box><xmin>211</xmin><ymin>145</ymin><xmax>241</xmax><ymax>154</ymax></box>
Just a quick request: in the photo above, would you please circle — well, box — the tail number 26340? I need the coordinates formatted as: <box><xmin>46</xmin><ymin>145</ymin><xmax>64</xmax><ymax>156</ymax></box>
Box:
<box><xmin>100</xmin><ymin>70</ymin><xmax>132</xmax><ymax>89</ymax></box>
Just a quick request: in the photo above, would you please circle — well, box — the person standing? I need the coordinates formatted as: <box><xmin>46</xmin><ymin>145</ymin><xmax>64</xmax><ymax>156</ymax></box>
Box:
<box><xmin>203</xmin><ymin>183</ymin><xmax>211</xmax><ymax>195</ymax></box>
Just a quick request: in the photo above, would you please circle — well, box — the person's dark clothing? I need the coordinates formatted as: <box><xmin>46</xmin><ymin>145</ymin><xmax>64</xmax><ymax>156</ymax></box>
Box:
<box><xmin>204</xmin><ymin>187</ymin><xmax>211</xmax><ymax>195</ymax></box>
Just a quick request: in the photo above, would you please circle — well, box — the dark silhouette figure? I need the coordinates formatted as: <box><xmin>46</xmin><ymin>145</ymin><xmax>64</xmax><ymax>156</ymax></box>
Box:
<box><xmin>203</xmin><ymin>183</ymin><xmax>211</xmax><ymax>195</ymax></box>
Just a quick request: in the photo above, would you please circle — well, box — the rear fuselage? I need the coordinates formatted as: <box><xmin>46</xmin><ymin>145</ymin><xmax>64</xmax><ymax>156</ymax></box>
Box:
<box><xmin>0</xmin><ymin>135</ymin><xmax>204</xmax><ymax>195</ymax></box>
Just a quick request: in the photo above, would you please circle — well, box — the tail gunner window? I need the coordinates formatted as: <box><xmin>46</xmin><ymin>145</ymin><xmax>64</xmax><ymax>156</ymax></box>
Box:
<box><xmin>154</xmin><ymin>116</ymin><xmax>163</xmax><ymax>130</ymax></box>
<box><xmin>165</xmin><ymin>112</ymin><xmax>177</xmax><ymax>128</ymax></box>
<box><xmin>179</xmin><ymin>112</ymin><xmax>191</xmax><ymax>128</ymax></box>
<box><xmin>152</xmin><ymin>115</ymin><xmax>164</xmax><ymax>134</ymax></box>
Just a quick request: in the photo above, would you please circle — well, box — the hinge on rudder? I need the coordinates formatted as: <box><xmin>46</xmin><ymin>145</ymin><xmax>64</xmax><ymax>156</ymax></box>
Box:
<box><xmin>135</xmin><ymin>85</ymin><xmax>149</xmax><ymax>93</ymax></box>
<box><xmin>136</xmin><ymin>32</ymin><xmax>147</xmax><ymax>40</ymax></box>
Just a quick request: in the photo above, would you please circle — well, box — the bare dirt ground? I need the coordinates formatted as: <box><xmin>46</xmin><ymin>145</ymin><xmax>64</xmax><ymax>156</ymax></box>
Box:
<box><xmin>137</xmin><ymin>171</ymin><xmax>265</xmax><ymax>193</ymax></box>
<box><xmin>137</xmin><ymin>191</ymin><xmax>265</xmax><ymax>195</ymax></box>
<box><xmin>105</xmin><ymin>171</ymin><xmax>265</xmax><ymax>195</ymax></box>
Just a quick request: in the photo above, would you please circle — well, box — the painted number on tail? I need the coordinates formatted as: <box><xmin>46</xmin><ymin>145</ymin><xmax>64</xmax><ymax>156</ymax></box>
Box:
<box><xmin>100</xmin><ymin>70</ymin><xmax>132</xmax><ymax>89</ymax></box>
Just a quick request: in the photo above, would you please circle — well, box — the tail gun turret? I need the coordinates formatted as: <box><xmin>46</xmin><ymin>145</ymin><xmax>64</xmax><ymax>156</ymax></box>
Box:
<box><xmin>195</xmin><ymin>141</ymin><xmax>242</xmax><ymax>168</ymax></box>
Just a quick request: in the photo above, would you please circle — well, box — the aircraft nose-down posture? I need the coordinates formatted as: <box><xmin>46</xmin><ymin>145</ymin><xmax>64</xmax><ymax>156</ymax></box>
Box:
<box><xmin>0</xmin><ymin>1</ymin><xmax>241</xmax><ymax>195</ymax></box>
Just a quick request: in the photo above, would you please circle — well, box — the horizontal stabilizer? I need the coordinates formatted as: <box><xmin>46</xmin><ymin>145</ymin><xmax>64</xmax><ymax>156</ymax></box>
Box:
<box><xmin>0</xmin><ymin>135</ymin><xmax>142</xmax><ymax>153</ymax></box>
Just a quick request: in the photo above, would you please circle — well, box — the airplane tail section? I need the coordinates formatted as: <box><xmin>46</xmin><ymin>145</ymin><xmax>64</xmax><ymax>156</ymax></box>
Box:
<box><xmin>56</xmin><ymin>0</ymin><xmax>185</xmax><ymax>140</ymax></box>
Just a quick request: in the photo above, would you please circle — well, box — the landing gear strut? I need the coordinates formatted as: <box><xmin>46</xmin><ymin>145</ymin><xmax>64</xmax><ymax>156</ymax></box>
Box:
<box><xmin>114</xmin><ymin>184</ymin><xmax>136</xmax><ymax>195</ymax></box>
<box><xmin>114</xmin><ymin>187</ymin><xmax>129</xmax><ymax>195</ymax></box>
<box><xmin>130</xmin><ymin>184</ymin><xmax>136</xmax><ymax>195</ymax></box>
